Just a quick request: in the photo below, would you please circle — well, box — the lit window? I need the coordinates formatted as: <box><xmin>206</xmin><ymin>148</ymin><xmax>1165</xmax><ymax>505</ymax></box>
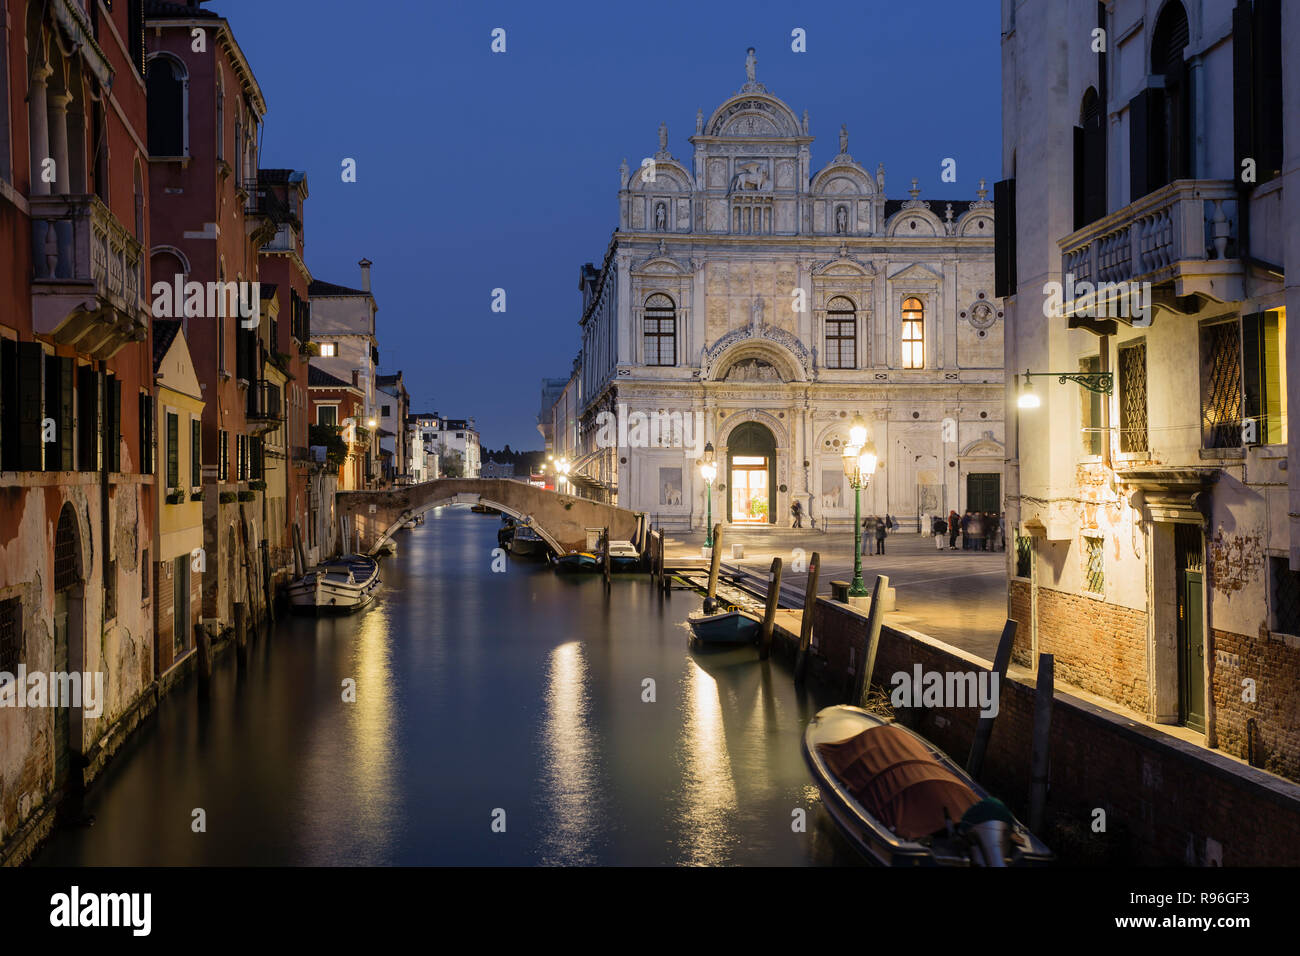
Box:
<box><xmin>902</xmin><ymin>297</ymin><xmax>924</xmax><ymax>368</ymax></box>
<box><xmin>319</xmin><ymin>343</ymin><xmax>337</xmax><ymax>357</ymax></box>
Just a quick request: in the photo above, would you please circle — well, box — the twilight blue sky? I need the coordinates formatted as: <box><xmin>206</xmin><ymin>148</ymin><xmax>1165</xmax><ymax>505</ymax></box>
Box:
<box><xmin>219</xmin><ymin>0</ymin><xmax>1001</xmax><ymax>450</ymax></box>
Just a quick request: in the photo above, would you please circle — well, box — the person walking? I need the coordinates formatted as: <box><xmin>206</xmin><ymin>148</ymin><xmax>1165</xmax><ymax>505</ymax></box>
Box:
<box><xmin>875</xmin><ymin>515</ymin><xmax>888</xmax><ymax>555</ymax></box>
<box><xmin>986</xmin><ymin>511</ymin><xmax>999</xmax><ymax>552</ymax></box>
<box><xmin>971</xmin><ymin>511</ymin><xmax>985</xmax><ymax>551</ymax></box>
<box><xmin>948</xmin><ymin>510</ymin><xmax>960</xmax><ymax>550</ymax></box>
<box><xmin>999</xmin><ymin>510</ymin><xmax>1007</xmax><ymax>551</ymax></box>
<box><xmin>932</xmin><ymin>514</ymin><xmax>947</xmax><ymax>550</ymax></box>
<box><xmin>960</xmin><ymin>511</ymin><xmax>971</xmax><ymax>550</ymax></box>
<box><xmin>791</xmin><ymin>499</ymin><xmax>803</xmax><ymax>528</ymax></box>
<box><xmin>861</xmin><ymin>515</ymin><xmax>875</xmax><ymax>558</ymax></box>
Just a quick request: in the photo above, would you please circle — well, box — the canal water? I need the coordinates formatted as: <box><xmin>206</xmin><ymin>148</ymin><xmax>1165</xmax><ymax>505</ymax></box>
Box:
<box><xmin>34</xmin><ymin>505</ymin><xmax>859</xmax><ymax>866</ymax></box>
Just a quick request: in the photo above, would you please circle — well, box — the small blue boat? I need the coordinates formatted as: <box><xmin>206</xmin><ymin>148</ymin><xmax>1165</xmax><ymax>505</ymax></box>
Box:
<box><xmin>687</xmin><ymin>608</ymin><xmax>761</xmax><ymax>645</ymax></box>
<box><xmin>553</xmin><ymin>551</ymin><xmax>601</xmax><ymax>574</ymax></box>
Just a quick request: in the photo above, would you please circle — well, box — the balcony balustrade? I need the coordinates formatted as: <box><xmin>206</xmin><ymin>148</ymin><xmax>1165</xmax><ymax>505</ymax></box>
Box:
<box><xmin>30</xmin><ymin>193</ymin><xmax>147</xmax><ymax>359</ymax></box>
<box><xmin>1059</xmin><ymin>180</ymin><xmax>1244</xmax><ymax>321</ymax></box>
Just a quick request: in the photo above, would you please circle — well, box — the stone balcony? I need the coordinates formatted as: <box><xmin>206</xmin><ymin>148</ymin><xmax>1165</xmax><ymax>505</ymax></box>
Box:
<box><xmin>30</xmin><ymin>193</ymin><xmax>147</xmax><ymax>359</ymax></box>
<box><xmin>1059</xmin><ymin>180</ymin><xmax>1244</xmax><ymax>325</ymax></box>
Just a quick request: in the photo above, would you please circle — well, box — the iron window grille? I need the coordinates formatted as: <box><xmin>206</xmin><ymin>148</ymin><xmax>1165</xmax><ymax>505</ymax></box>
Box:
<box><xmin>1200</xmin><ymin>321</ymin><xmax>1243</xmax><ymax>449</ymax></box>
<box><xmin>1083</xmin><ymin>536</ymin><xmax>1105</xmax><ymax>594</ymax></box>
<box><xmin>1270</xmin><ymin>557</ymin><xmax>1300</xmax><ymax>636</ymax></box>
<box><xmin>1119</xmin><ymin>341</ymin><xmax>1148</xmax><ymax>452</ymax></box>
<box><xmin>1015</xmin><ymin>534</ymin><xmax>1032</xmax><ymax>579</ymax></box>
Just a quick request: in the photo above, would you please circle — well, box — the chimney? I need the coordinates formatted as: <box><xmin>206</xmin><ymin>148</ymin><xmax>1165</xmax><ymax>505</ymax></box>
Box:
<box><xmin>359</xmin><ymin>258</ymin><xmax>372</xmax><ymax>292</ymax></box>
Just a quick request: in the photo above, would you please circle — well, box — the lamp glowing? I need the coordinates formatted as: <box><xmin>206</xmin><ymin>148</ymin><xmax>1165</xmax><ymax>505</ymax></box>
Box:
<box><xmin>849</xmin><ymin>413</ymin><xmax>868</xmax><ymax>447</ymax></box>
<box><xmin>1017</xmin><ymin>373</ymin><xmax>1040</xmax><ymax>409</ymax></box>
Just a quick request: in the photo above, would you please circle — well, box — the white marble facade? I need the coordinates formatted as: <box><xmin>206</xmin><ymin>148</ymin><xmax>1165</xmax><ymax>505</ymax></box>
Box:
<box><xmin>575</xmin><ymin>51</ymin><xmax>1005</xmax><ymax>532</ymax></box>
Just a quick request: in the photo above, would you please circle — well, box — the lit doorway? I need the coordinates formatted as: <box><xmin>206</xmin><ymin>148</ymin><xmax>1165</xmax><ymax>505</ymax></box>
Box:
<box><xmin>731</xmin><ymin>457</ymin><xmax>769</xmax><ymax>522</ymax></box>
<box><xmin>725</xmin><ymin>421</ymin><xmax>777</xmax><ymax>525</ymax></box>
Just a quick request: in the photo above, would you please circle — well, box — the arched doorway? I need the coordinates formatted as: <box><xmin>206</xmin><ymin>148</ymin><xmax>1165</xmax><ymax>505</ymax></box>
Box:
<box><xmin>52</xmin><ymin>503</ymin><xmax>84</xmax><ymax>794</ymax></box>
<box><xmin>726</xmin><ymin>421</ymin><xmax>776</xmax><ymax>524</ymax></box>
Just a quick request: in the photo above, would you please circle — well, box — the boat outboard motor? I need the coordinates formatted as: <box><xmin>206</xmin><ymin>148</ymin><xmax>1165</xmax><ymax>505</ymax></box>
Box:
<box><xmin>960</xmin><ymin>798</ymin><xmax>1015</xmax><ymax>867</ymax></box>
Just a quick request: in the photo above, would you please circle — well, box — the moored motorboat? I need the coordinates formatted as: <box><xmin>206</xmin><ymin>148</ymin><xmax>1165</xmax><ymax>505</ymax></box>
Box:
<box><xmin>507</xmin><ymin>524</ymin><xmax>547</xmax><ymax>557</ymax></box>
<box><xmin>802</xmin><ymin>705</ymin><xmax>1053</xmax><ymax>866</ymax></box>
<box><xmin>288</xmin><ymin>554</ymin><xmax>381</xmax><ymax>614</ymax></box>
<box><xmin>607</xmin><ymin>540</ymin><xmax>643</xmax><ymax>573</ymax></box>
<box><xmin>687</xmin><ymin>607</ymin><xmax>761</xmax><ymax>645</ymax></box>
<box><xmin>552</xmin><ymin>550</ymin><xmax>600</xmax><ymax>573</ymax></box>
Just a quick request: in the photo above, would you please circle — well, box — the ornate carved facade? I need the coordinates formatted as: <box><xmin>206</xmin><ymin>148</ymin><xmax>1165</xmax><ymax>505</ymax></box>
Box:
<box><xmin>573</xmin><ymin>51</ymin><xmax>1005</xmax><ymax>531</ymax></box>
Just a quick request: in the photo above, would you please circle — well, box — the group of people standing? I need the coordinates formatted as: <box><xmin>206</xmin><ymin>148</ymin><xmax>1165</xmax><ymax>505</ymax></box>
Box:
<box><xmin>932</xmin><ymin>509</ymin><xmax>1004</xmax><ymax>551</ymax></box>
<box><xmin>861</xmin><ymin>514</ymin><xmax>894</xmax><ymax>555</ymax></box>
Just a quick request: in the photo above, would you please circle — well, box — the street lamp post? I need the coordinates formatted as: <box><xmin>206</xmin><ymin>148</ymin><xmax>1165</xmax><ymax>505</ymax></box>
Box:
<box><xmin>700</xmin><ymin>442</ymin><xmax>716</xmax><ymax>549</ymax></box>
<box><xmin>843</xmin><ymin>414</ymin><xmax>877</xmax><ymax>598</ymax></box>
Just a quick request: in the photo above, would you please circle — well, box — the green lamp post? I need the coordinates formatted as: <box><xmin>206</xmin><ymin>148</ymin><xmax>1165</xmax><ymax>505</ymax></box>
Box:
<box><xmin>843</xmin><ymin>414</ymin><xmax>878</xmax><ymax>597</ymax></box>
<box><xmin>700</xmin><ymin>442</ymin><xmax>716</xmax><ymax>549</ymax></box>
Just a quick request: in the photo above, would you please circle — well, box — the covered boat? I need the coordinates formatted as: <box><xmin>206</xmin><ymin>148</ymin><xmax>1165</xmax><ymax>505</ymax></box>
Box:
<box><xmin>802</xmin><ymin>706</ymin><xmax>1052</xmax><ymax>866</ymax></box>
<box><xmin>687</xmin><ymin>607</ymin><xmax>761</xmax><ymax>645</ymax></box>
<box><xmin>508</xmin><ymin>524</ymin><xmax>547</xmax><ymax>557</ymax></box>
<box><xmin>288</xmin><ymin>555</ymin><xmax>381</xmax><ymax>615</ymax></box>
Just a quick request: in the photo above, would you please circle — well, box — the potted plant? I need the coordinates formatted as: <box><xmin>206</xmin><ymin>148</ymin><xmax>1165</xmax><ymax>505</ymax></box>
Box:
<box><xmin>249</xmin><ymin>479</ymin><xmax>267</xmax><ymax>491</ymax></box>
<box><xmin>219</xmin><ymin>491</ymin><xmax>237</xmax><ymax>504</ymax></box>
<box><xmin>237</xmin><ymin>490</ymin><xmax>255</xmax><ymax>502</ymax></box>
<box><xmin>165</xmin><ymin>488</ymin><xmax>185</xmax><ymax>505</ymax></box>
<box><xmin>190</xmin><ymin>489</ymin><xmax>204</xmax><ymax>502</ymax></box>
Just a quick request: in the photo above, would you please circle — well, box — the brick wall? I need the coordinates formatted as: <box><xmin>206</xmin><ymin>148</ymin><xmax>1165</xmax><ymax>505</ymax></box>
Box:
<box><xmin>1212</xmin><ymin>628</ymin><xmax>1300</xmax><ymax>782</ymax></box>
<box><xmin>783</xmin><ymin>597</ymin><xmax>1300</xmax><ymax>865</ymax></box>
<box><xmin>1036</xmin><ymin>586</ymin><xmax>1148</xmax><ymax>712</ymax></box>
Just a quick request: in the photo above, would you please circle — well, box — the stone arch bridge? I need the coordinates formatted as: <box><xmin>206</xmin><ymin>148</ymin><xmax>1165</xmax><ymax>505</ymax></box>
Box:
<box><xmin>336</xmin><ymin>480</ymin><xmax>645</xmax><ymax>556</ymax></box>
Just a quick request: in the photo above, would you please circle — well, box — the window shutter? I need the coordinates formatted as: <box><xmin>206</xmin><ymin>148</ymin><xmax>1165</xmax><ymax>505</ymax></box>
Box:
<box><xmin>1073</xmin><ymin>126</ymin><xmax>1087</xmax><ymax>231</ymax></box>
<box><xmin>192</xmin><ymin>419</ymin><xmax>201</xmax><ymax>486</ymax></box>
<box><xmin>1233</xmin><ymin>0</ymin><xmax>1256</xmax><ymax>183</ymax></box>
<box><xmin>993</xmin><ymin>178</ymin><xmax>1016</xmax><ymax>297</ymax></box>
<box><xmin>108</xmin><ymin>375</ymin><xmax>122</xmax><ymax>472</ymax></box>
<box><xmin>17</xmin><ymin>343</ymin><xmax>44</xmax><ymax>472</ymax></box>
<box><xmin>78</xmin><ymin>365</ymin><xmax>97</xmax><ymax>471</ymax></box>
<box><xmin>1241</xmin><ymin>311</ymin><xmax>1263</xmax><ymax>443</ymax></box>
<box><xmin>1129</xmin><ymin>89</ymin><xmax>1152</xmax><ymax>201</ymax></box>
<box><xmin>57</xmin><ymin>357</ymin><xmax>74</xmax><ymax>470</ymax></box>
<box><xmin>1254</xmin><ymin>0</ymin><xmax>1283</xmax><ymax>183</ymax></box>
<box><xmin>0</xmin><ymin>340</ymin><xmax>18</xmax><ymax>471</ymax></box>
<box><xmin>167</xmin><ymin>412</ymin><xmax>179</xmax><ymax>487</ymax></box>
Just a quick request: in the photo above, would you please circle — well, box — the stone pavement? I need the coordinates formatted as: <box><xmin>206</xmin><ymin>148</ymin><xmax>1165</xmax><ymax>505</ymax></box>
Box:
<box><xmin>661</xmin><ymin>526</ymin><xmax>1009</xmax><ymax>662</ymax></box>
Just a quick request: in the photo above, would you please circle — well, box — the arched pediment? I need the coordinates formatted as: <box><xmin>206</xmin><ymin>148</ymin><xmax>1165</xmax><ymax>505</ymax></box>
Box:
<box><xmin>705</xmin><ymin>92</ymin><xmax>802</xmax><ymax>139</ymax></box>
<box><xmin>701</xmin><ymin>331</ymin><xmax>810</xmax><ymax>383</ymax></box>
<box><xmin>718</xmin><ymin>408</ymin><xmax>789</xmax><ymax>448</ymax></box>
<box><xmin>629</xmin><ymin>161</ymin><xmax>693</xmax><ymax>193</ymax></box>
<box><xmin>813</xmin><ymin>256</ymin><xmax>875</xmax><ymax>278</ymax></box>
<box><xmin>810</xmin><ymin>161</ymin><xmax>874</xmax><ymax>196</ymax></box>
<box><xmin>960</xmin><ymin>437</ymin><xmax>1004</xmax><ymax>457</ymax></box>
<box><xmin>888</xmin><ymin>209</ymin><xmax>943</xmax><ymax>236</ymax></box>
<box><xmin>957</xmin><ymin>207</ymin><xmax>994</xmax><ymax>237</ymax></box>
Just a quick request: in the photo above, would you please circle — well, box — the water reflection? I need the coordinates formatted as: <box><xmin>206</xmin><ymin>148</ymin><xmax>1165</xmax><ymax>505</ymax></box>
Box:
<box><xmin>537</xmin><ymin>641</ymin><xmax>600</xmax><ymax>864</ymax></box>
<box><xmin>677</xmin><ymin>659</ymin><xmax>740</xmax><ymax>865</ymax></box>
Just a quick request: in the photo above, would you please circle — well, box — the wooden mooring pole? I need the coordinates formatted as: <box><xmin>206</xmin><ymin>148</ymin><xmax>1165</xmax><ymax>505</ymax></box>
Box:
<box><xmin>967</xmin><ymin>618</ymin><xmax>1017</xmax><ymax>781</ymax></box>
<box><xmin>758</xmin><ymin>556</ymin><xmax>782</xmax><ymax>660</ymax></box>
<box><xmin>1028</xmin><ymin>652</ymin><xmax>1055</xmax><ymax>835</ymax></box>
<box><xmin>602</xmin><ymin>526</ymin><xmax>611</xmax><ymax>587</ymax></box>
<box><xmin>851</xmin><ymin>574</ymin><xmax>889</xmax><ymax>707</ymax></box>
<box><xmin>793</xmin><ymin>552</ymin><xmax>821</xmax><ymax>682</ymax></box>
<box><xmin>704</xmin><ymin>523</ymin><xmax>723</xmax><ymax>612</ymax></box>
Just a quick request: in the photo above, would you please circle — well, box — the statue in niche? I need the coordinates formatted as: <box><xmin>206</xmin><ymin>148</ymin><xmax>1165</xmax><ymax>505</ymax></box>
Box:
<box><xmin>835</xmin><ymin>205</ymin><xmax>848</xmax><ymax>234</ymax></box>
<box><xmin>655</xmin><ymin>202</ymin><xmax>667</xmax><ymax>231</ymax></box>
<box><xmin>724</xmin><ymin>358</ymin><xmax>781</xmax><ymax>383</ymax></box>
<box><xmin>750</xmin><ymin>296</ymin><xmax>765</xmax><ymax>332</ymax></box>
<box><xmin>745</xmin><ymin>47</ymin><xmax>757</xmax><ymax>84</ymax></box>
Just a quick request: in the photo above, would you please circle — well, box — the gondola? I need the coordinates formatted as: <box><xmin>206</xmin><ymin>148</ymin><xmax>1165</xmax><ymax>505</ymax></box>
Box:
<box><xmin>287</xmin><ymin>554</ymin><xmax>381</xmax><ymax>614</ymax></box>
<box><xmin>686</xmin><ymin>607</ymin><xmax>761</xmax><ymax>645</ymax></box>
<box><xmin>802</xmin><ymin>705</ymin><xmax>1053</xmax><ymax>866</ymax></box>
